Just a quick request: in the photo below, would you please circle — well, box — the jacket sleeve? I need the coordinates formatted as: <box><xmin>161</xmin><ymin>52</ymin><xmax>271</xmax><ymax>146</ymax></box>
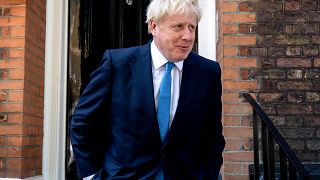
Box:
<box><xmin>70</xmin><ymin>50</ymin><xmax>112</xmax><ymax>178</ymax></box>
<box><xmin>206</xmin><ymin>62</ymin><xmax>225</xmax><ymax>179</ymax></box>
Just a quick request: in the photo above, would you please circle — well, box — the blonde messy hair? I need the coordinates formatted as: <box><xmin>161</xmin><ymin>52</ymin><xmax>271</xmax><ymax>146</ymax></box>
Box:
<box><xmin>145</xmin><ymin>0</ymin><xmax>202</xmax><ymax>32</ymax></box>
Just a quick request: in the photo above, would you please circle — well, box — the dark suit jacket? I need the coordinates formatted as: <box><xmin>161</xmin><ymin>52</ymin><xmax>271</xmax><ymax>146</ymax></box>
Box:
<box><xmin>71</xmin><ymin>42</ymin><xmax>225</xmax><ymax>179</ymax></box>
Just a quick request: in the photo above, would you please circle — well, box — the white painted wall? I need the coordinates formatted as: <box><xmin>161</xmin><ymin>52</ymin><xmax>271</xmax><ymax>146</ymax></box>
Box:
<box><xmin>198</xmin><ymin>0</ymin><xmax>217</xmax><ymax>60</ymax></box>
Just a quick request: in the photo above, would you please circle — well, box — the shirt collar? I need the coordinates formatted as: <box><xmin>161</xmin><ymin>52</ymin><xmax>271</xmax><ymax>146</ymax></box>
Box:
<box><xmin>150</xmin><ymin>41</ymin><xmax>184</xmax><ymax>71</ymax></box>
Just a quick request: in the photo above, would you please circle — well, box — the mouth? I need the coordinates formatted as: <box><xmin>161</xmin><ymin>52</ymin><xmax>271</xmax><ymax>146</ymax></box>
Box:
<box><xmin>177</xmin><ymin>45</ymin><xmax>190</xmax><ymax>51</ymax></box>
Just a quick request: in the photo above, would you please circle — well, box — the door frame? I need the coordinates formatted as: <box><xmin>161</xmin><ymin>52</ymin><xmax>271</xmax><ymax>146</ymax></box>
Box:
<box><xmin>43</xmin><ymin>0</ymin><xmax>216</xmax><ymax>179</ymax></box>
<box><xmin>43</xmin><ymin>0</ymin><xmax>68</xmax><ymax>179</ymax></box>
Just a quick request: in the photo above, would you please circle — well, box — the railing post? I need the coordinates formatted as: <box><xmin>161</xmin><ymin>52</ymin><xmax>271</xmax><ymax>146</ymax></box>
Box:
<box><xmin>253</xmin><ymin>110</ymin><xmax>260</xmax><ymax>180</ymax></box>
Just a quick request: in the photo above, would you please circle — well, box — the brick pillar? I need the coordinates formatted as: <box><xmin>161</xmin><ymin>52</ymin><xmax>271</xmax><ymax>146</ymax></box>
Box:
<box><xmin>217</xmin><ymin>0</ymin><xmax>258</xmax><ymax>179</ymax></box>
<box><xmin>0</xmin><ymin>0</ymin><xmax>46</xmax><ymax>178</ymax></box>
<box><xmin>218</xmin><ymin>0</ymin><xmax>320</xmax><ymax>179</ymax></box>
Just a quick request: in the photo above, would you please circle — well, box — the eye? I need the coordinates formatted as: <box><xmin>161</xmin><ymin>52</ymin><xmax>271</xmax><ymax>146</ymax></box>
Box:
<box><xmin>172</xmin><ymin>24</ymin><xmax>183</xmax><ymax>31</ymax></box>
<box><xmin>189</xmin><ymin>25</ymin><xmax>196</xmax><ymax>32</ymax></box>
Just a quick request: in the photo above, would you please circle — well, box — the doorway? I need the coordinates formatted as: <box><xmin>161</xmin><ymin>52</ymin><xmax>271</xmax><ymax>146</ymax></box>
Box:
<box><xmin>67</xmin><ymin>0</ymin><xmax>151</xmax><ymax>179</ymax></box>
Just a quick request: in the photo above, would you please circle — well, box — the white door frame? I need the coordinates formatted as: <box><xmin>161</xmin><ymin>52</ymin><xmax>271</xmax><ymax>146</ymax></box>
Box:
<box><xmin>43</xmin><ymin>0</ymin><xmax>68</xmax><ymax>179</ymax></box>
<box><xmin>42</xmin><ymin>0</ymin><xmax>215</xmax><ymax>180</ymax></box>
<box><xmin>198</xmin><ymin>0</ymin><xmax>217</xmax><ymax>60</ymax></box>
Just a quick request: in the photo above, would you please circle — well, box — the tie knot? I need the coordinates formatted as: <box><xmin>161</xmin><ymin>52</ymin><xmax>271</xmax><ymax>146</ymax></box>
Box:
<box><xmin>165</xmin><ymin>62</ymin><xmax>174</xmax><ymax>72</ymax></box>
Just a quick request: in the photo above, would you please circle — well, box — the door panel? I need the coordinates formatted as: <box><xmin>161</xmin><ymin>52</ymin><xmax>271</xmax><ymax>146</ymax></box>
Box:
<box><xmin>67</xmin><ymin>0</ymin><xmax>150</xmax><ymax>179</ymax></box>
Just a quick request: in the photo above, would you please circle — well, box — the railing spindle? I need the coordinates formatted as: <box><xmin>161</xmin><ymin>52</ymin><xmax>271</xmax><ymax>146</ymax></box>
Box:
<box><xmin>289</xmin><ymin>161</ymin><xmax>297</xmax><ymax>180</ymax></box>
<box><xmin>280</xmin><ymin>148</ymin><xmax>288</xmax><ymax>180</ymax></box>
<box><xmin>243</xmin><ymin>93</ymin><xmax>313</xmax><ymax>180</ymax></box>
<box><xmin>268</xmin><ymin>131</ymin><xmax>275</xmax><ymax>180</ymax></box>
<box><xmin>262</xmin><ymin>122</ymin><xmax>270</xmax><ymax>180</ymax></box>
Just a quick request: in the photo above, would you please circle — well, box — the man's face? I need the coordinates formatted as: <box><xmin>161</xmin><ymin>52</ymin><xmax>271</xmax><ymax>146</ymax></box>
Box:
<box><xmin>150</xmin><ymin>13</ymin><xmax>198</xmax><ymax>62</ymax></box>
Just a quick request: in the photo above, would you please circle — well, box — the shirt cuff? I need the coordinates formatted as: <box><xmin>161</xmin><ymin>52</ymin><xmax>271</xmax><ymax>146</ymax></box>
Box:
<box><xmin>83</xmin><ymin>174</ymin><xmax>95</xmax><ymax>180</ymax></box>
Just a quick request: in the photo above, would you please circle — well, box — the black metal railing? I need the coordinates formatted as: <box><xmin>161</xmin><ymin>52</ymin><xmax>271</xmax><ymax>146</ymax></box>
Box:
<box><xmin>243</xmin><ymin>93</ymin><xmax>313</xmax><ymax>180</ymax></box>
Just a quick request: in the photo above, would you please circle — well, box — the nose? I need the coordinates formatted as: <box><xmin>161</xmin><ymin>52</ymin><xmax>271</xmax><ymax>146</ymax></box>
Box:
<box><xmin>181</xmin><ymin>28</ymin><xmax>193</xmax><ymax>41</ymax></box>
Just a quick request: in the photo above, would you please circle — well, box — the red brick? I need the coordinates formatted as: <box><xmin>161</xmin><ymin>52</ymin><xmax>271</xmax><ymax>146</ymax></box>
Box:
<box><xmin>224</xmin><ymin>175</ymin><xmax>250</xmax><ymax>180</ymax></box>
<box><xmin>0</xmin><ymin>81</ymin><xmax>24</xmax><ymax>89</ymax></box>
<box><xmin>0</xmin><ymin>103</ymin><xmax>23</xmax><ymax>112</ymax></box>
<box><xmin>224</xmin><ymin>81</ymin><xmax>257</xmax><ymax>90</ymax></box>
<box><xmin>222</xmin><ymin>3</ymin><xmax>238</xmax><ymax>12</ymax></box>
<box><xmin>223</xmin><ymin>13</ymin><xmax>256</xmax><ymax>23</ymax></box>
<box><xmin>0</xmin><ymin>0</ymin><xmax>26</xmax><ymax>5</ymax></box>
<box><xmin>8</xmin><ymin>90</ymin><xmax>23</xmax><ymax>102</ymax></box>
<box><xmin>0</xmin><ymin>17</ymin><xmax>25</xmax><ymax>26</ymax></box>
<box><xmin>224</xmin><ymin>127</ymin><xmax>253</xmax><ymax>138</ymax></box>
<box><xmin>223</xmin><ymin>92</ymin><xmax>241</xmax><ymax>103</ymax></box>
<box><xmin>277</xmin><ymin>104</ymin><xmax>313</xmax><ymax>115</ymax></box>
<box><xmin>224</xmin><ymin>58</ymin><xmax>257</xmax><ymax>67</ymax></box>
<box><xmin>223</xmin><ymin>115</ymin><xmax>241</xmax><ymax>126</ymax></box>
<box><xmin>275</xmin><ymin>35</ymin><xmax>309</xmax><ymax>45</ymax></box>
<box><xmin>0</xmin><ymin>39</ymin><xmax>25</xmax><ymax>48</ymax></box>
<box><xmin>10</xmin><ymin>27</ymin><xmax>25</xmax><ymax>37</ymax></box>
<box><xmin>0</xmin><ymin>136</ymin><xmax>5</xmax><ymax>145</ymax></box>
<box><xmin>0</xmin><ymin>60</ymin><xmax>24</xmax><ymax>68</ymax></box>
<box><xmin>258</xmin><ymin>93</ymin><xmax>285</xmax><ymax>103</ymax></box>
<box><xmin>0</xmin><ymin>147</ymin><xmax>21</xmax><ymax>157</ymax></box>
<box><xmin>224</xmin><ymin>35</ymin><xmax>256</xmax><ymax>45</ymax></box>
<box><xmin>0</xmin><ymin>125</ymin><xmax>23</xmax><ymax>135</ymax></box>
<box><xmin>224</xmin><ymin>163</ymin><xmax>241</xmax><ymax>173</ymax></box>
<box><xmin>10</xmin><ymin>6</ymin><xmax>26</xmax><ymax>16</ymax></box>
<box><xmin>9</xmin><ymin>49</ymin><xmax>24</xmax><ymax>58</ymax></box>
<box><xmin>8</xmin><ymin>69</ymin><xmax>24</xmax><ymax>80</ymax></box>
<box><xmin>224</xmin><ymin>46</ymin><xmax>238</xmax><ymax>56</ymax></box>
<box><xmin>224</xmin><ymin>69</ymin><xmax>239</xmax><ymax>79</ymax></box>
<box><xmin>223</xmin><ymin>24</ymin><xmax>238</xmax><ymax>34</ymax></box>
<box><xmin>6</xmin><ymin>159</ymin><xmax>22</xmax><ymax>170</ymax></box>
<box><xmin>241</xmin><ymin>115</ymin><xmax>253</xmax><ymax>126</ymax></box>
<box><xmin>7</xmin><ymin>113</ymin><xmax>23</xmax><ymax>124</ymax></box>
<box><xmin>225</xmin><ymin>139</ymin><xmax>241</xmax><ymax>151</ymax></box>
<box><xmin>6</xmin><ymin>136</ymin><xmax>22</xmax><ymax>146</ymax></box>
<box><xmin>239</xmin><ymin>2</ymin><xmax>253</xmax><ymax>12</ymax></box>
<box><xmin>278</xmin><ymin>81</ymin><xmax>313</xmax><ymax>90</ymax></box>
<box><xmin>277</xmin><ymin>58</ymin><xmax>312</xmax><ymax>67</ymax></box>
<box><xmin>224</xmin><ymin>151</ymin><xmax>254</xmax><ymax>162</ymax></box>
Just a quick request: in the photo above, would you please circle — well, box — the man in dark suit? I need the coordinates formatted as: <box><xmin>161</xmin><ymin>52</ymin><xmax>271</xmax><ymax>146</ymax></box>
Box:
<box><xmin>71</xmin><ymin>0</ymin><xmax>225</xmax><ymax>179</ymax></box>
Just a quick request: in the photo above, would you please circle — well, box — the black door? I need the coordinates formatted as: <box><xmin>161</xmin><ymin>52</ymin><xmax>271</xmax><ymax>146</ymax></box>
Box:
<box><xmin>80</xmin><ymin>0</ymin><xmax>151</xmax><ymax>91</ymax></box>
<box><xmin>67</xmin><ymin>0</ymin><xmax>151</xmax><ymax>179</ymax></box>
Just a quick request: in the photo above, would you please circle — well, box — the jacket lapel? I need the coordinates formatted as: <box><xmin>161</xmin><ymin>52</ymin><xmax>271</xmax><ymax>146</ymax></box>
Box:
<box><xmin>129</xmin><ymin>44</ymin><xmax>159</xmax><ymax>132</ymax></box>
<box><xmin>162</xmin><ymin>54</ymin><xmax>202</xmax><ymax>147</ymax></box>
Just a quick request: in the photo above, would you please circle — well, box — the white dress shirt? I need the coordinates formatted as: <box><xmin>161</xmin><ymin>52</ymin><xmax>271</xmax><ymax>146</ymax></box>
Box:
<box><xmin>83</xmin><ymin>42</ymin><xmax>183</xmax><ymax>180</ymax></box>
<box><xmin>150</xmin><ymin>41</ymin><xmax>183</xmax><ymax>127</ymax></box>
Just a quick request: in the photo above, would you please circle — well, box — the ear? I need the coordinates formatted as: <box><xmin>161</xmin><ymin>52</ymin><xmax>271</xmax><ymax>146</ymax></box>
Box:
<box><xmin>149</xmin><ymin>20</ymin><xmax>157</xmax><ymax>35</ymax></box>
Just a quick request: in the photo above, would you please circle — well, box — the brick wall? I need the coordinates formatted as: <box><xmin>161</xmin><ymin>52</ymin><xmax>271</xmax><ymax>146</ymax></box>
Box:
<box><xmin>219</xmin><ymin>0</ymin><xmax>320</xmax><ymax>179</ymax></box>
<box><xmin>219</xmin><ymin>0</ymin><xmax>257</xmax><ymax>179</ymax></box>
<box><xmin>0</xmin><ymin>0</ymin><xmax>46</xmax><ymax>178</ymax></box>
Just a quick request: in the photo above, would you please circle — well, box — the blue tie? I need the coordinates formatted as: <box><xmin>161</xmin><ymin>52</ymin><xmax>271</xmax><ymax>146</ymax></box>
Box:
<box><xmin>157</xmin><ymin>62</ymin><xmax>174</xmax><ymax>143</ymax></box>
